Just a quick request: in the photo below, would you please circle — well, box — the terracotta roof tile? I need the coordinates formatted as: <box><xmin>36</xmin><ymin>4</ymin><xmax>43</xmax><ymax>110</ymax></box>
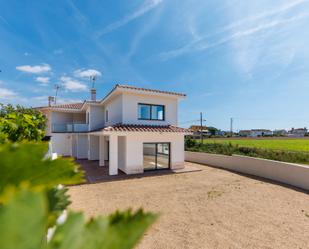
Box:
<box><xmin>96</xmin><ymin>124</ymin><xmax>192</xmax><ymax>133</ymax></box>
<box><xmin>36</xmin><ymin>84</ymin><xmax>186</xmax><ymax>109</ymax></box>
<box><xmin>116</xmin><ymin>84</ymin><xmax>186</xmax><ymax>97</ymax></box>
<box><xmin>49</xmin><ymin>102</ymin><xmax>84</xmax><ymax>110</ymax></box>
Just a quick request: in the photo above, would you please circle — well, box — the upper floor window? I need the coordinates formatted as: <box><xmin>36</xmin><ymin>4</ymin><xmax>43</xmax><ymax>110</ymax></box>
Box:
<box><xmin>138</xmin><ymin>103</ymin><xmax>165</xmax><ymax>121</ymax></box>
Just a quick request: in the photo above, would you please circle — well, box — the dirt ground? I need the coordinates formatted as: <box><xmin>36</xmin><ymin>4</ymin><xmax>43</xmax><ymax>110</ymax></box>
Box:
<box><xmin>68</xmin><ymin>162</ymin><xmax>309</xmax><ymax>249</ymax></box>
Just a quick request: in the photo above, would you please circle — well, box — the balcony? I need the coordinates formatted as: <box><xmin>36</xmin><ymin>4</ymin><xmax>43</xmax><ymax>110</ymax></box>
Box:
<box><xmin>52</xmin><ymin>123</ymin><xmax>89</xmax><ymax>133</ymax></box>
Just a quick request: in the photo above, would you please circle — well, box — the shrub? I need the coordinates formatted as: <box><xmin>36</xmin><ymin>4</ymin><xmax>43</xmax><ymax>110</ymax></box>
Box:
<box><xmin>185</xmin><ymin>138</ymin><xmax>197</xmax><ymax>148</ymax></box>
<box><xmin>0</xmin><ymin>103</ymin><xmax>46</xmax><ymax>142</ymax></box>
<box><xmin>0</xmin><ymin>142</ymin><xmax>157</xmax><ymax>249</ymax></box>
<box><xmin>186</xmin><ymin>141</ymin><xmax>309</xmax><ymax>165</ymax></box>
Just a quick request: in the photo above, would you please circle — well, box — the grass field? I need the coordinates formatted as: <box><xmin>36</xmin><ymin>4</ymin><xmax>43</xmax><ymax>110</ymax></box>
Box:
<box><xmin>203</xmin><ymin>138</ymin><xmax>309</xmax><ymax>153</ymax></box>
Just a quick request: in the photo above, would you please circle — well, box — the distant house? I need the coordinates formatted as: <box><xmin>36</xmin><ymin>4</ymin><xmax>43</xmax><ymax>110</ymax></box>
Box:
<box><xmin>288</xmin><ymin>128</ymin><xmax>307</xmax><ymax>137</ymax></box>
<box><xmin>250</xmin><ymin>129</ymin><xmax>273</xmax><ymax>137</ymax></box>
<box><xmin>190</xmin><ymin>125</ymin><xmax>208</xmax><ymax>132</ymax></box>
<box><xmin>239</xmin><ymin>130</ymin><xmax>251</xmax><ymax>137</ymax></box>
<box><xmin>273</xmin><ymin>129</ymin><xmax>288</xmax><ymax>136</ymax></box>
<box><xmin>239</xmin><ymin>129</ymin><xmax>272</xmax><ymax>137</ymax></box>
<box><xmin>188</xmin><ymin>125</ymin><xmax>210</xmax><ymax>139</ymax></box>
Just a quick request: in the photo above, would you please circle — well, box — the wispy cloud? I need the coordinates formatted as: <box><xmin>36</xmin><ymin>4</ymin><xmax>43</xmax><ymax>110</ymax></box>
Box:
<box><xmin>0</xmin><ymin>87</ymin><xmax>17</xmax><ymax>99</ymax></box>
<box><xmin>36</xmin><ymin>76</ymin><xmax>50</xmax><ymax>85</ymax></box>
<box><xmin>33</xmin><ymin>95</ymin><xmax>48</xmax><ymax>101</ymax></box>
<box><xmin>33</xmin><ymin>95</ymin><xmax>81</xmax><ymax>105</ymax></box>
<box><xmin>60</xmin><ymin>76</ymin><xmax>88</xmax><ymax>92</ymax></box>
<box><xmin>74</xmin><ymin>69</ymin><xmax>102</xmax><ymax>78</ymax></box>
<box><xmin>159</xmin><ymin>11</ymin><xmax>309</xmax><ymax>61</ymax></box>
<box><xmin>16</xmin><ymin>64</ymin><xmax>51</xmax><ymax>74</ymax></box>
<box><xmin>95</xmin><ymin>0</ymin><xmax>163</xmax><ymax>38</ymax></box>
<box><xmin>213</xmin><ymin>0</ymin><xmax>309</xmax><ymax>37</ymax></box>
<box><xmin>126</xmin><ymin>4</ymin><xmax>162</xmax><ymax>60</ymax></box>
<box><xmin>158</xmin><ymin>0</ymin><xmax>309</xmax><ymax>61</ymax></box>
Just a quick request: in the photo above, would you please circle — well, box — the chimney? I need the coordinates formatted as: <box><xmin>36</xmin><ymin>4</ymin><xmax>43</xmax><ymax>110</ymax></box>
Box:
<box><xmin>91</xmin><ymin>88</ymin><xmax>96</xmax><ymax>101</ymax></box>
<box><xmin>48</xmin><ymin>96</ymin><xmax>55</xmax><ymax>106</ymax></box>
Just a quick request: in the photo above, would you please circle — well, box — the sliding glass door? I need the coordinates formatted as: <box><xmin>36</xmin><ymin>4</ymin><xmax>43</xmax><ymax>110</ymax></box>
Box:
<box><xmin>143</xmin><ymin>143</ymin><xmax>157</xmax><ymax>170</ymax></box>
<box><xmin>143</xmin><ymin>143</ymin><xmax>170</xmax><ymax>171</ymax></box>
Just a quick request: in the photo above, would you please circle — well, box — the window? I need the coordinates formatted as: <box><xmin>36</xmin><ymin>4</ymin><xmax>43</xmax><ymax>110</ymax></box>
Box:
<box><xmin>86</xmin><ymin>112</ymin><xmax>89</xmax><ymax>124</ymax></box>
<box><xmin>138</xmin><ymin>103</ymin><xmax>165</xmax><ymax>120</ymax></box>
<box><xmin>105</xmin><ymin>110</ymin><xmax>108</xmax><ymax>122</ymax></box>
<box><xmin>143</xmin><ymin>143</ymin><xmax>170</xmax><ymax>170</ymax></box>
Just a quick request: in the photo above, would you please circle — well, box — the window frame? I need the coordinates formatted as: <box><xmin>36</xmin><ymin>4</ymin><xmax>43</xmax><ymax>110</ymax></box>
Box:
<box><xmin>143</xmin><ymin>142</ymin><xmax>170</xmax><ymax>171</ymax></box>
<box><xmin>138</xmin><ymin>103</ymin><xmax>165</xmax><ymax>121</ymax></box>
<box><xmin>105</xmin><ymin>110</ymin><xmax>109</xmax><ymax>122</ymax></box>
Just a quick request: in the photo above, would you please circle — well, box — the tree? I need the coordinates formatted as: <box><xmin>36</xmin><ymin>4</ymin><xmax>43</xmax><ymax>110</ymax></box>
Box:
<box><xmin>0</xmin><ymin>103</ymin><xmax>46</xmax><ymax>142</ymax></box>
<box><xmin>0</xmin><ymin>142</ymin><xmax>157</xmax><ymax>249</ymax></box>
<box><xmin>207</xmin><ymin>126</ymin><xmax>219</xmax><ymax>136</ymax></box>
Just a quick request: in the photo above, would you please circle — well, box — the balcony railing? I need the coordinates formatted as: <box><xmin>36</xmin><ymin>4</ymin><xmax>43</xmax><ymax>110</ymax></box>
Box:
<box><xmin>52</xmin><ymin>123</ymin><xmax>89</xmax><ymax>133</ymax></box>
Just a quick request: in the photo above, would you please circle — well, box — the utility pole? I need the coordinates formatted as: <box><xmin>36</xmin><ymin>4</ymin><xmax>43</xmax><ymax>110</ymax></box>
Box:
<box><xmin>230</xmin><ymin>117</ymin><xmax>233</xmax><ymax>137</ymax></box>
<box><xmin>200</xmin><ymin>112</ymin><xmax>206</xmax><ymax>144</ymax></box>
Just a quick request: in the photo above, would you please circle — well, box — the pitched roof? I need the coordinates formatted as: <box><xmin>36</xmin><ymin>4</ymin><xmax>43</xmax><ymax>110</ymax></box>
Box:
<box><xmin>37</xmin><ymin>84</ymin><xmax>186</xmax><ymax>110</ymax></box>
<box><xmin>94</xmin><ymin>124</ymin><xmax>192</xmax><ymax>133</ymax></box>
<box><xmin>115</xmin><ymin>84</ymin><xmax>186</xmax><ymax>97</ymax></box>
<box><xmin>48</xmin><ymin>102</ymin><xmax>84</xmax><ymax>110</ymax></box>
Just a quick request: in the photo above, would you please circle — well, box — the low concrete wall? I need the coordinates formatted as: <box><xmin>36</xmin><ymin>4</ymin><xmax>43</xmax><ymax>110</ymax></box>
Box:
<box><xmin>185</xmin><ymin>151</ymin><xmax>309</xmax><ymax>191</ymax></box>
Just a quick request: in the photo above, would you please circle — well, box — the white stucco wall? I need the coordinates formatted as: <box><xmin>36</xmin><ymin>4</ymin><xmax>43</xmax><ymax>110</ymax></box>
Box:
<box><xmin>185</xmin><ymin>151</ymin><xmax>309</xmax><ymax>191</ymax></box>
<box><xmin>76</xmin><ymin>134</ymin><xmax>88</xmax><ymax>159</ymax></box>
<box><xmin>122</xmin><ymin>92</ymin><xmax>178</xmax><ymax>126</ymax></box>
<box><xmin>71</xmin><ymin>134</ymin><xmax>77</xmax><ymax>157</ymax></box>
<box><xmin>88</xmin><ymin>105</ymin><xmax>105</xmax><ymax>130</ymax></box>
<box><xmin>51</xmin><ymin>112</ymin><xmax>86</xmax><ymax>124</ymax></box>
<box><xmin>50</xmin><ymin>133</ymin><xmax>71</xmax><ymax>156</ymax></box>
<box><xmin>104</xmin><ymin>95</ymin><xmax>123</xmax><ymax>126</ymax></box>
<box><xmin>118</xmin><ymin>136</ymin><xmax>126</xmax><ymax>172</ymax></box>
<box><xmin>72</xmin><ymin>113</ymin><xmax>86</xmax><ymax>123</ymax></box>
<box><xmin>88</xmin><ymin>135</ymin><xmax>99</xmax><ymax>160</ymax></box>
<box><xmin>119</xmin><ymin>132</ymin><xmax>185</xmax><ymax>174</ymax></box>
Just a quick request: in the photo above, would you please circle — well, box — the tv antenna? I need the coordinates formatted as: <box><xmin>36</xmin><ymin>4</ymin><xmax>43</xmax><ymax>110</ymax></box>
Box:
<box><xmin>90</xmin><ymin>75</ymin><xmax>96</xmax><ymax>89</ymax></box>
<box><xmin>54</xmin><ymin>84</ymin><xmax>61</xmax><ymax>104</ymax></box>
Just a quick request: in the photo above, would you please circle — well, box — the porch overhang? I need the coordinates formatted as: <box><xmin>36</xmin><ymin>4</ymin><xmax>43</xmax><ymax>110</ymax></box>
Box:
<box><xmin>89</xmin><ymin>124</ymin><xmax>193</xmax><ymax>136</ymax></box>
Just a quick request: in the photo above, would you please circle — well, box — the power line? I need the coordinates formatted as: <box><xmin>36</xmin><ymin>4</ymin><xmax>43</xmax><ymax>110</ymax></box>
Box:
<box><xmin>178</xmin><ymin>119</ymin><xmax>200</xmax><ymax>124</ymax></box>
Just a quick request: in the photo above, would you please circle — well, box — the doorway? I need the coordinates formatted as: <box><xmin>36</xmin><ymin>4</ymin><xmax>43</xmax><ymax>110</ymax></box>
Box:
<box><xmin>143</xmin><ymin>143</ymin><xmax>170</xmax><ymax>171</ymax></box>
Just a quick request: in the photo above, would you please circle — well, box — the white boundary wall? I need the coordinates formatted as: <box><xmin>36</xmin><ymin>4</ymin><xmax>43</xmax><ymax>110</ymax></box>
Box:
<box><xmin>185</xmin><ymin>151</ymin><xmax>309</xmax><ymax>191</ymax></box>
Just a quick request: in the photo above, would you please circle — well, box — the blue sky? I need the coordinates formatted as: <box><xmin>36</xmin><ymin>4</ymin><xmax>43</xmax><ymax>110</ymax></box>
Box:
<box><xmin>0</xmin><ymin>0</ymin><xmax>309</xmax><ymax>131</ymax></box>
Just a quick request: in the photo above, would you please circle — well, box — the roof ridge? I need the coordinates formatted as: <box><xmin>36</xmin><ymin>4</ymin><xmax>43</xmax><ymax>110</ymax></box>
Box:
<box><xmin>115</xmin><ymin>84</ymin><xmax>186</xmax><ymax>97</ymax></box>
<box><xmin>37</xmin><ymin>84</ymin><xmax>186</xmax><ymax>110</ymax></box>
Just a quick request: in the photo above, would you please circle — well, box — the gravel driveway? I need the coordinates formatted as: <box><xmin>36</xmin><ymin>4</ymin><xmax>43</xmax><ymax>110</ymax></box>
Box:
<box><xmin>68</xmin><ymin>162</ymin><xmax>309</xmax><ymax>249</ymax></box>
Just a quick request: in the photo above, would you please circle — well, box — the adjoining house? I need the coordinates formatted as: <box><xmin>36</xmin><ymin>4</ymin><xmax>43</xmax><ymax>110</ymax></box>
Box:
<box><xmin>37</xmin><ymin>84</ymin><xmax>191</xmax><ymax>175</ymax></box>
<box><xmin>239</xmin><ymin>129</ymin><xmax>273</xmax><ymax>137</ymax></box>
<box><xmin>288</xmin><ymin>127</ymin><xmax>308</xmax><ymax>137</ymax></box>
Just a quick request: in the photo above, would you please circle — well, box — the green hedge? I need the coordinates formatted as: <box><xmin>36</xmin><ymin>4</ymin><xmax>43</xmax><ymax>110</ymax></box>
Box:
<box><xmin>185</xmin><ymin>139</ymin><xmax>309</xmax><ymax>165</ymax></box>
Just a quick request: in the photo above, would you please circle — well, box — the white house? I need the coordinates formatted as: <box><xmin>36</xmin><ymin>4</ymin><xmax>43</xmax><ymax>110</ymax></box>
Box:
<box><xmin>288</xmin><ymin>128</ymin><xmax>307</xmax><ymax>137</ymax></box>
<box><xmin>38</xmin><ymin>84</ymin><xmax>191</xmax><ymax>175</ymax></box>
<box><xmin>239</xmin><ymin>129</ymin><xmax>273</xmax><ymax>137</ymax></box>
